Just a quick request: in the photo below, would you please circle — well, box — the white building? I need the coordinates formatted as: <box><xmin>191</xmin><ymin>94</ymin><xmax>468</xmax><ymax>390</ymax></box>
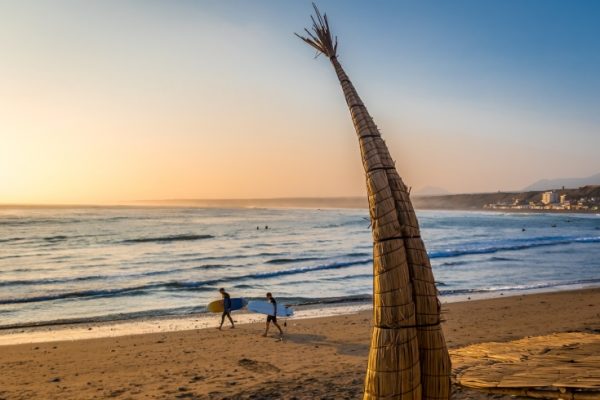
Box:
<box><xmin>542</xmin><ymin>191</ymin><xmax>558</xmax><ymax>205</ymax></box>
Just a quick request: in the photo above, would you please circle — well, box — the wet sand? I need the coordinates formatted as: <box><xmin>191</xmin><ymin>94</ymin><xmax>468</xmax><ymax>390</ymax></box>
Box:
<box><xmin>1</xmin><ymin>288</ymin><xmax>599</xmax><ymax>400</ymax></box>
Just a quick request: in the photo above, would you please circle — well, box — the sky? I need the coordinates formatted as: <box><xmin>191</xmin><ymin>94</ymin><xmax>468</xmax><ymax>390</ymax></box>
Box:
<box><xmin>1</xmin><ymin>0</ymin><xmax>599</xmax><ymax>204</ymax></box>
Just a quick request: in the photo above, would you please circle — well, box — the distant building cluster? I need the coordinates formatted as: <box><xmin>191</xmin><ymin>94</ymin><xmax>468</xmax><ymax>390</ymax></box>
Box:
<box><xmin>484</xmin><ymin>190</ymin><xmax>599</xmax><ymax>212</ymax></box>
<box><xmin>541</xmin><ymin>191</ymin><xmax>559</xmax><ymax>205</ymax></box>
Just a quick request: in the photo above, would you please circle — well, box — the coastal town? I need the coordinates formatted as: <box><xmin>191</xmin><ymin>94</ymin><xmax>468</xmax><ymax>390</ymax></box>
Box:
<box><xmin>413</xmin><ymin>185</ymin><xmax>600</xmax><ymax>213</ymax></box>
<box><xmin>484</xmin><ymin>188</ymin><xmax>599</xmax><ymax>211</ymax></box>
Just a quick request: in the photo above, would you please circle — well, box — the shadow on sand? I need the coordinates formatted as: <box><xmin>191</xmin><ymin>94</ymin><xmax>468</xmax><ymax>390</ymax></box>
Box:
<box><xmin>282</xmin><ymin>332</ymin><xmax>369</xmax><ymax>357</ymax></box>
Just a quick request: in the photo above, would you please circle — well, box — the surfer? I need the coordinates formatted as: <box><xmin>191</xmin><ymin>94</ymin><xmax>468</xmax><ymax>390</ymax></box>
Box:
<box><xmin>262</xmin><ymin>292</ymin><xmax>283</xmax><ymax>337</ymax></box>
<box><xmin>218</xmin><ymin>288</ymin><xmax>235</xmax><ymax>330</ymax></box>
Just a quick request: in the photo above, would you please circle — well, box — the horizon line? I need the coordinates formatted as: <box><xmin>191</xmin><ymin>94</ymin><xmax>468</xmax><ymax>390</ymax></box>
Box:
<box><xmin>4</xmin><ymin>187</ymin><xmax>591</xmax><ymax>208</ymax></box>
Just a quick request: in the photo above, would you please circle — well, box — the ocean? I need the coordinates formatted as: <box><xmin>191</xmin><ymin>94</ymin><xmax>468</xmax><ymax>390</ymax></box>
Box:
<box><xmin>1</xmin><ymin>207</ymin><xmax>599</xmax><ymax>329</ymax></box>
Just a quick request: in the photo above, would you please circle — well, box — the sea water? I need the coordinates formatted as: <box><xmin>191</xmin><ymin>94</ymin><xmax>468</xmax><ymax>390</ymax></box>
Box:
<box><xmin>1</xmin><ymin>207</ymin><xmax>599</xmax><ymax>328</ymax></box>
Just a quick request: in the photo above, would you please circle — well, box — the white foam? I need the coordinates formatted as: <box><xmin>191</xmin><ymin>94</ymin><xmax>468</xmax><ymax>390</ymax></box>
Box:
<box><xmin>0</xmin><ymin>303</ymin><xmax>372</xmax><ymax>346</ymax></box>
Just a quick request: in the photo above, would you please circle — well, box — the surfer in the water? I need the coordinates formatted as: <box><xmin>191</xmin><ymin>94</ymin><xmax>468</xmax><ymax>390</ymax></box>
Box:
<box><xmin>262</xmin><ymin>292</ymin><xmax>283</xmax><ymax>337</ymax></box>
<box><xmin>218</xmin><ymin>288</ymin><xmax>235</xmax><ymax>330</ymax></box>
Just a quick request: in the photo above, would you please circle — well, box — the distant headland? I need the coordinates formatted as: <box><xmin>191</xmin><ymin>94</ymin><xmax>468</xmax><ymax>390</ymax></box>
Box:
<box><xmin>413</xmin><ymin>185</ymin><xmax>600</xmax><ymax>213</ymax></box>
<box><xmin>132</xmin><ymin>185</ymin><xmax>599</xmax><ymax>213</ymax></box>
<box><xmin>3</xmin><ymin>186</ymin><xmax>598</xmax><ymax>212</ymax></box>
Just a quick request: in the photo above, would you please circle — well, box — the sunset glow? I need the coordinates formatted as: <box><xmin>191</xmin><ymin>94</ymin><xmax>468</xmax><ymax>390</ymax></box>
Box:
<box><xmin>1</xmin><ymin>1</ymin><xmax>598</xmax><ymax>204</ymax></box>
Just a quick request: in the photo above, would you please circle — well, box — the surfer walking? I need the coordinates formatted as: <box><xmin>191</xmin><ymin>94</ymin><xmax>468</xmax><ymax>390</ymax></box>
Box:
<box><xmin>218</xmin><ymin>288</ymin><xmax>235</xmax><ymax>330</ymax></box>
<box><xmin>262</xmin><ymin>292</ymin><xmax>283</xmax><ymax>337</ymax></box>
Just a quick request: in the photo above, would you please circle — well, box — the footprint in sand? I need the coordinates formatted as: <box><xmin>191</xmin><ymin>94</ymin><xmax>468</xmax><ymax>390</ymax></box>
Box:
<box><xmin>238</xmin><ymin>358</ymin><xmax>280</xmax><ymax>373</ymax></box>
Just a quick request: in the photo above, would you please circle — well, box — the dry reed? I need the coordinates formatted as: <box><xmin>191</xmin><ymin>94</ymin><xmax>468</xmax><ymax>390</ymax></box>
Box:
<box><xmin>297</xmin><ymin>4</ymin><xmax>451</xmax><ymax>399</ymax></box>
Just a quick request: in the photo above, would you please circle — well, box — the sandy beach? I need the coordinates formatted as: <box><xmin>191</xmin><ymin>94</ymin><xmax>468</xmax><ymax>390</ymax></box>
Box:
<box><xmin>0</xmin><ymin>288</ymin><xmax>598</xmax><ymax>399</ymax></box>
<box><xmin>3</xmin><ymin>1</ymin><xmax>599</xmax><ymax>399</ymax></box>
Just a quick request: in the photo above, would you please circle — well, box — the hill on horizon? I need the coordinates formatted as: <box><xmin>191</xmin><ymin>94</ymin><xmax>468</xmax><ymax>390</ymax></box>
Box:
<box><xmin>523</xmin><ymin>172</ymin><xmax>600</xmax><ymax>191</ymax></box>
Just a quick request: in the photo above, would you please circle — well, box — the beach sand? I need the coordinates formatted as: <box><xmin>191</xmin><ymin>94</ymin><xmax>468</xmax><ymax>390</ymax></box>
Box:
<box><xmin>1</xmin><ymin>288</ymin><xmax>599</xmax><ymax>400</ymax></box>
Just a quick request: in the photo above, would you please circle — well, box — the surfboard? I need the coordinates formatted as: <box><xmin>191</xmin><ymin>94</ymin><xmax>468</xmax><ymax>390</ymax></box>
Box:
<box><xmin>247</xmin><ymin>300</ymin><xmax>294</xmax><ymax>317</ymax></box>
<box><xmin>207</xmin><ymin>298</ymin><xmax>246</xmax><ymax>313</ymax></box>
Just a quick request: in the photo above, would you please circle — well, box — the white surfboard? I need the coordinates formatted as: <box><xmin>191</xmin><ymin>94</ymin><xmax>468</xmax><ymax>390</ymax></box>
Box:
<box><xmin>247</xmin><ymin>300</ymin><xmax>293</xmax><ymax>317</ymax></box>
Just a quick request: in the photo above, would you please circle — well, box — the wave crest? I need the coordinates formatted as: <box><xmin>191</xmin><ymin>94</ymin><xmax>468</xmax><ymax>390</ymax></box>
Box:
<box><xmin>0</xmin><ymin>258</ymin><xmax>372</xmax><ymax>305</ymax></box>
<box><xmin>122</xmin><ymin>234</ymin><xmax>214</xmax><ymax>244</ymax></box>
<box><xmin>429</xmin><ymin>235</ymin><xmax>600</xmax><ymax>259</ymax></box>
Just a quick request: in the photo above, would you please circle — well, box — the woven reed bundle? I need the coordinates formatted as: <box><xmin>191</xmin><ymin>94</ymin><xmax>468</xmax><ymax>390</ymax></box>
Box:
<box><xmin>297</xmin><ymin>4</ymin><xmax>450</xmax><ymax>399</ymax></box>
<box><xmin>451</xmin><ymin>332</ymin><xmax>600</xmax><ymax>399</ymax></box>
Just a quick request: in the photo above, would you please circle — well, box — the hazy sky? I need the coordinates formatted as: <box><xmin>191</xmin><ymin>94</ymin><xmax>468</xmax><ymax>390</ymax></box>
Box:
<box><xmin>1</xmin><ymin>0</ymin><xmax>599</xmax><ymax>204</ymax></box>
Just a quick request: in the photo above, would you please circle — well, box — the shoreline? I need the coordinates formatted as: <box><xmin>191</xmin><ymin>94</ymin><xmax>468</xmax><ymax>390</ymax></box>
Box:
<box><xmin>1</xmin><ymin>287</ymin><xmax>599</xmax><ymax>399</ymax></box>
<box><xmin>0</xmin><ymin>302</ymin><xmax>373</xmax><ymax>347</ymax></box>
<box><xmin>0</xmin><ymin>295</ymin><xmax>374</xmax><ymax>331</ymax></box>
<box><xmin>2</xmin><ymin>284</ymin><xmax>598</xmax><ymax>346</ymax></box>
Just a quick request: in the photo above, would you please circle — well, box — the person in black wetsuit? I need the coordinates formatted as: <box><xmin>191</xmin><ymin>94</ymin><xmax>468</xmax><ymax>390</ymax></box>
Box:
<box><xmin>262</xmin><ymin>292</ymin><xmax>283</xmax><ymax>337</ymax></box>
<box><xmin>218</xmin><ymin>288</ymin><xmax>235</xmax><ymax>330</ymax></box>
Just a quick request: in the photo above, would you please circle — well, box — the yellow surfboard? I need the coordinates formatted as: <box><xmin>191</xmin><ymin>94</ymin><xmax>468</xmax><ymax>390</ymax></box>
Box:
<box><xmin>207</xmin><ymin>298</ymin><xmax>246</xmax><ymax>313</ymax></box>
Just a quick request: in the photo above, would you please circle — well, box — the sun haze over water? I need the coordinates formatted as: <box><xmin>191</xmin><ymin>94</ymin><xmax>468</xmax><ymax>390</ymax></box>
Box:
<box><xmin>1</xmin><ymin>1</ymin><xmax>599</xmax><ymax>205</ymax></box>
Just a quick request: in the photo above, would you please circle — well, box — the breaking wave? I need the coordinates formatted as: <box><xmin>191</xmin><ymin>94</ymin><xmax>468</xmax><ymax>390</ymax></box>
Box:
<box><xmin>428</xmin><ymin>235</ymin><xmax>600</xmax><ymax>259</ymax></box>
<box><xmin>0</xmin><ymin>258</ymin><xmax>372</xmax><ymax>305</ymax></box>
<box><xmin>122</xmin><ymin>234</ymin><xmax>214</xmax><ymax>244</ymax></box>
